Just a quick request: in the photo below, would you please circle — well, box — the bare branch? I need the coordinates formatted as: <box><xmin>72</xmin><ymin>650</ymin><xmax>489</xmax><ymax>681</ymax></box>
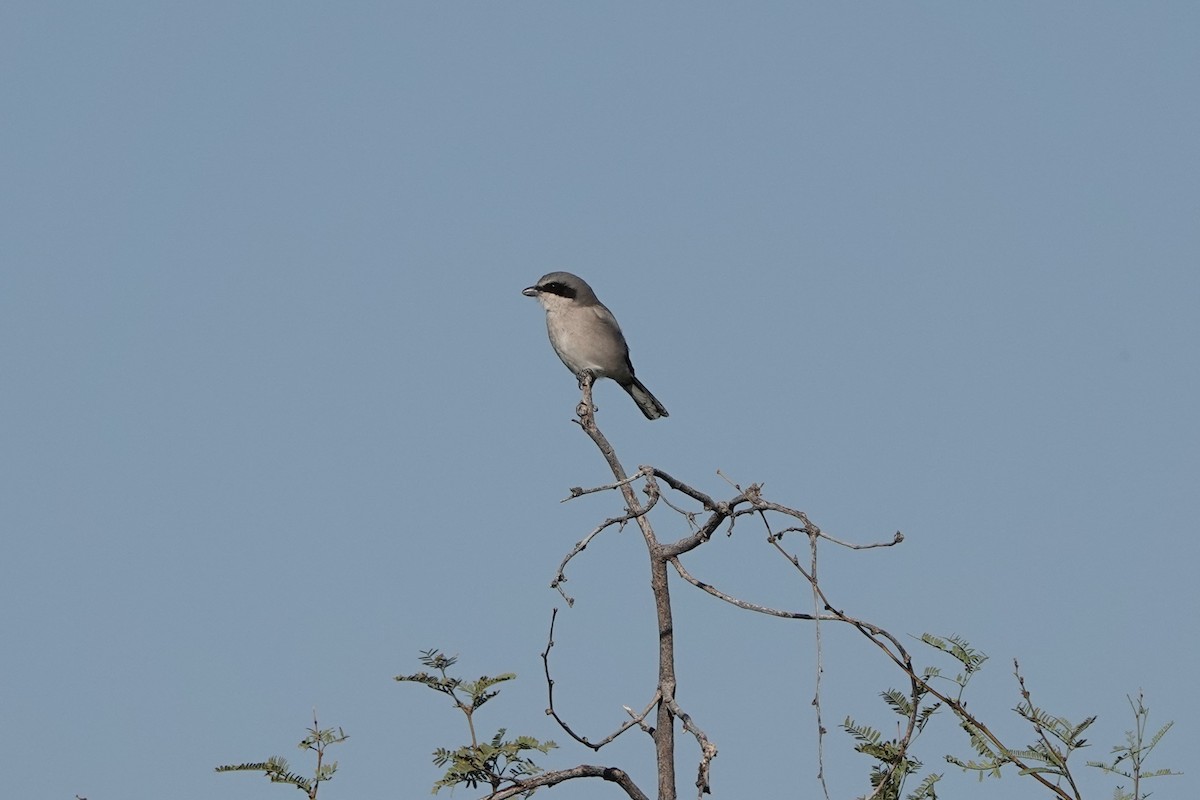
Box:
<box><xmin>541</xmin><ymin>607</ymin><xmax>660</xmax><ymax>751</ymax></box>
<box><xmin>550</xmin><ymin>492</ymin><xmax>660</xmax><ymax>606</ymax></box>
<box><xmin>664</xmin><ymin>695</ymin><xmax>718</xmax><ymax>800</ymax></box>
<box><xmin>485</xmin><ymin>764</ymin><xmax>650</xmax><ymax>800</ymax></box>
<box><xmin>649</xmin><ymin>468</ymin><xmax>721</xmax><ymax>510</ymax></box>
<box><xmin>805</xmin><ymin>528</ymin><xmax>832</xmax><ymax>800</ymax></box>
<box><xmin>750</xmin><ymin>498</ymin><xmax>903</xmax><ymax>550</ymax></box>
<box><xmin>562</xmin><ymin>467</ymin><xmax>652</xmax><ymax>502</ymax></box>
<box><xmin>668</xmin><ymin>557</ymin><xmax>828</xmax><ymax>620</ymax></box>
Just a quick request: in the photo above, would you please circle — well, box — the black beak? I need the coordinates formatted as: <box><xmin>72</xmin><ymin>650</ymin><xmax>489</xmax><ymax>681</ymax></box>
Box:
<box><xmin>522</xmin><ymin>286</ymin><xmax>539</xmax><ymax>297</ymax></box>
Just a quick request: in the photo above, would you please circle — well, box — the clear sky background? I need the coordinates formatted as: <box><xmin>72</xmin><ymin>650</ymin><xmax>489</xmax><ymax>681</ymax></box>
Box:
<box><xmin>2</xmin><ymin>4</ymin><xmax>1197</xmax><ymax>799</ymax></box>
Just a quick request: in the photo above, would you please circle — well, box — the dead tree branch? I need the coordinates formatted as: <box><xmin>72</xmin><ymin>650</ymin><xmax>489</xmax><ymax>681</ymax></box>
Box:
<box><xmin>486</xmin><ymin>764</ymin><xmax>650</xmax><ymax>800</ymax></box>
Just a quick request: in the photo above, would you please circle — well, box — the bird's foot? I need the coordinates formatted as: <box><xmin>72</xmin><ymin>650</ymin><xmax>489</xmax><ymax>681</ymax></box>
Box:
<box><xmin>575</xmin><ymin>370</ymin><xmax>598</xmax><ymax>420</ymax></box>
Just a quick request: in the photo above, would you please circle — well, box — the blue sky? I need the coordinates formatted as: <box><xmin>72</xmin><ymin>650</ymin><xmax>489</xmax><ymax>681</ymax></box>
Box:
<box><xmin>2</xmin><ymin>4</ymin><xmax>1196</xmax><ymax>799</ymax></box>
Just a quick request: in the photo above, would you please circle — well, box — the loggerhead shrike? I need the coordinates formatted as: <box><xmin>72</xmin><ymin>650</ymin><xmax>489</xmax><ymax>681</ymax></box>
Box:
<box><xmin>523</xmin><ymin>271</ymin><xmax>669</xmax><ymax>420</ymax></box>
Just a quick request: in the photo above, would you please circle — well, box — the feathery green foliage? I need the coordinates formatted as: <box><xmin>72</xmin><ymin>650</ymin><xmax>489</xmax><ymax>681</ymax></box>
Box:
<box><xmin>919</xmin><ymin>632</ymin><xmax>987</xmax><ymax>694</ymax></box>
<box><xmin>396</xmin><ymin>648</ymin><xmax>557</xmax><ymax>796</ymax></box>
<box><xmin>839</xmin><ymin>635</ymin><xmax>1180</xmax><ymax>800</ymax></box>
<box><xmin>215</xmin><ymin>715</ymin><xmax>347</xmax><ymax>799</ymax></box>
<box><xmin>945</xmin><ymin>659</ymin><xmax>1102</xmax><ymax>789</ymax></box>
<box><xmin>843</xmin><ymin>680</ymin><xmax>940</xmax><ymax>800</ymax></box>
<box><xmin>1086</xmin><ymin>691</ymin><xmax>1182</xmax><ymax>799</ymax></box>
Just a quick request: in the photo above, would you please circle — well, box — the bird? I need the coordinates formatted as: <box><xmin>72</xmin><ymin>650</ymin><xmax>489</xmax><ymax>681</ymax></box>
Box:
<box><xmin>523</xmin><ymin>271</ymin><xmax>669</xmax><ymax>420</ymax></box>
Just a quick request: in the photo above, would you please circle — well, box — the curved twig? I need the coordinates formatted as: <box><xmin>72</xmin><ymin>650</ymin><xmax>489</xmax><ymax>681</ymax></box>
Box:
<box><xmin>541</xmin><ymin>608</ymin><xmax>660</xmax><ymax>751</ymax></box>
<box><xmin>551</xmin><ymin>491</ymin><xmax>660</xmax><ymax>605</ymax></box>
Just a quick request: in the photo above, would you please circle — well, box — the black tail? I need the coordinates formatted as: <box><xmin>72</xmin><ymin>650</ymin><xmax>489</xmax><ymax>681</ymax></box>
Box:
<box><xmin>625</xmin><ymin>378</ymin><xmax>669</xmax><ymax>420</ymax></box>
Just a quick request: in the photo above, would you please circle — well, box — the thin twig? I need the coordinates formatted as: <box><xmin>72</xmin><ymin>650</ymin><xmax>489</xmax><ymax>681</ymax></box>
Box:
<box><xmin>562</xmin><ymin>468</ymin><xmax>651</xmax><ymax>502</ymax></box>
<box><xmin>550</xmin><ymin>495</ymin><xmax>660</xmax><ymax>606</ymax></box>
<box><xmin>668</xmin><ymin>557</ymin><xmax>827</xmax><ymax>620</ymax></box>
<box><xmin>807</xmin><ymin>528</ymin><xmax>831</xmax><ymax>800</ymax></box>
